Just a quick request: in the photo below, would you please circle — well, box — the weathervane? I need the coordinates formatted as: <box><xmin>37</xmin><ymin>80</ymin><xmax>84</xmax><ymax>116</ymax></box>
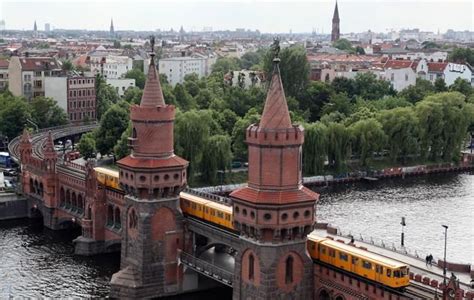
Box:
<box><xmin>150</xmin><ymin>35</ymin><xmax>155</xmax><ymax>54</ymax></box>
<box><xmin>272</xmin><ymin>37</ymin><xmax>281</xmax><ymax>62</ymax></box>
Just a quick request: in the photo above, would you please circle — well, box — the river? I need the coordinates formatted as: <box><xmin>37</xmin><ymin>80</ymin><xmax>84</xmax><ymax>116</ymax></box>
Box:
<box><xmin>0</xmin><ymin>172</ymin><xmax>472</xmax><ymax>297</ymax></box>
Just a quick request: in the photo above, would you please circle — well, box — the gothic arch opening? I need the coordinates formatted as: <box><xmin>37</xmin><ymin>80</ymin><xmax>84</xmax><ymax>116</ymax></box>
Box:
<box><xmin>335</xmin><ymin>296</ymin><xmax>345</xmax><ymax>300</ymax></box>
<box><xmin>65</xmin><ymin>190</ymin><xmax>71</xmax><ymax>208</ymax></box>
<box><xmin>114</xmin><ymin>207</ymin><xmax>121</xmax><ymax>229</ymax></box>
<box><xmin>107</xmin><ymin>205</ymin><xmax>114</xmax><ymax>226</ymax></box>
<box><xmin>60</xmin><ymin>187</ymin><xmax>65</xmax><ymax>207</ymax></box>
<box><xmin>71</xmin><ymin>192</ymin><xmax>77</xmax><ymax>211</ymax></box>
<box><xmin>78</xmin><ymin>194</ymin><xmax>84</xmax><ymax>214</ymax></box>
<box><xmin>285</xmin><ymin>255</ymin><xmax>294</xmax><ymax>284</ymax></box>
<box><xmin>319</xmin><ymin>289</ymin><xmax>330</xmax><ymax>300</ymax></box>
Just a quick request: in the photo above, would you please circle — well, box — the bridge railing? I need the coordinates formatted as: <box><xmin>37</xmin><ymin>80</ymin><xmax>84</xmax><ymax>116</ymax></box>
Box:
<box><xmin>179</xmin><ymin>251</ymin><xmax>234</xmax><ymax>287</ymax></box>
<box><xmin>332</xmin><ymin>225</ymin><xmax>437</xmax><ymax>266</ymax></box>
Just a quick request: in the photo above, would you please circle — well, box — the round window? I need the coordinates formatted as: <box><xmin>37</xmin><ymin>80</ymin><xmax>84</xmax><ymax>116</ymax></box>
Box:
<box><xmin>264</xmin><ymin>213</ymin><xmax>271</xmax><ymax>220</ymax></box>
<box><xmin>139</xmin><ymin>175</ymin><xmax>146</xmax><ymax>182</ymax></box>
<box><xmin>250</xmin><ymin>211</ymin><xmax>255</xmax><ymax>219</ymax></box>
<box><xmin>235</xmin><ymin>206</ymin><xmax>240</xmax><ymax>214</ymax></box>
<box><xmin>282</xmin><ymin>213</ymin><xmax>288</xmax><ymax>221</ymax></box>
<box><xmin>164</xmin><ymin>174</ymin><xmax>170</xmax><ymax>181</ymax></box>
<box><xmin>174</xmin><ymin>173</ymin><xmax>179</xmax><ymax>180</ymax></box>
<box><xmin>154</xmin><ymin>175</ymin><xmax>160</xmax><ymax>181</ymax></box>
<box><xmin>293</xmin><ymin>211</ymin><xmax>300</xmax><ymax>219</ymax></box>
<box><xmin>304</xmin><ymin>210</ymin><xmax>311</xmax><ymax>218</ymax></box>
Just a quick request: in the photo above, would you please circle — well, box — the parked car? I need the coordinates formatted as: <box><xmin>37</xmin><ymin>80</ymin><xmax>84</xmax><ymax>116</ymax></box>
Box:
<box><xmin>3</xmin><ymin>168</ymin><xmax>18</xmax><ymax>177</ymax></box>
<box><xmin>231</xmin><ymin>161</ymin><xmax>242</xmax><ymax>168</ymax></box>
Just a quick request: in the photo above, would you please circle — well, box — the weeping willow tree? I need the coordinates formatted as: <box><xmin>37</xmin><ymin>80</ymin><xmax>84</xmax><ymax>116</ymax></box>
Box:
<box><xmin>303</xmin><ymin>122</ymin><xmax>328</xmax><ymax>175</ymax></box>
<box><xmin>175</xmin><ymin>110</ymin><xmax>211</xmax><ymax>182</ymax></box>
<box><xmin>200</xmin><ymin>135</ymin><xmax>233</xmax><ymax>185</ymax></box>
<box><xmin>349</xmin><ymin>118</ymin><xmax>387</xmax><ymax>167</ymax></box>
<box><xmin>326</xmin><ymin>122</ymin><xmax>351</xmax><ymax>174</ymax></box>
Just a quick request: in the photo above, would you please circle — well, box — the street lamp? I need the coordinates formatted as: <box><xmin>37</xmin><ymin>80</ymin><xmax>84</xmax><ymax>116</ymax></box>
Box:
<box><xmin>400</xmin><ymin>217</ymin><xmax>406</xmax><ymax>247</ymax></box>
<box><xmin>442</xmin><ymin>224</ymin><xmax>448</xmax><ymax>300</ymax></box>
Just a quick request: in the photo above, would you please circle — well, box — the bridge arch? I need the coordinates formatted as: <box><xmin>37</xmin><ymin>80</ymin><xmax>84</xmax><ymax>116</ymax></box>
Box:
<box><xmin>335</xmin><ymin>295</ymin><xmax>345</xmax><ymax>300</ymax></box>
<box><xmin>317</xmin><ymin>288</ymin><xmax>330</xmax><ymax>300</ymax></box>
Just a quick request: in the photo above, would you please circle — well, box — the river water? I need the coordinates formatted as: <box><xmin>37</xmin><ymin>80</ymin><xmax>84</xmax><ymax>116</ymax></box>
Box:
<box><xmin>0</xmin><ymin>172</ymin><xmax>472</xmax><ymax>297</ymax></box>
<box><xmin>315</xmin><ymin>172</ymin><xmax>474</xmax><ymax>265</ymax></box>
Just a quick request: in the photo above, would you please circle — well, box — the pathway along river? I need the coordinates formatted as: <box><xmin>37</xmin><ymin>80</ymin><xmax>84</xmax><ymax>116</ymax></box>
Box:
<box><xmin>0</xmin><ymin>172</ymin><xmax>472</xmax><ymax>297</ymax></box>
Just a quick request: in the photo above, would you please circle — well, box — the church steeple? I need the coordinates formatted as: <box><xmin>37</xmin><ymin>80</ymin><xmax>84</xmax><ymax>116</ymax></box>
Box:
<box><xmin>110</xmin><ymin>18</ymin><xmax>114</xmax><ymax>36</ymax></box>
<box><xmin>331</xmin><ymin>1</ymin><xmax>340</xmax><ymax>42</ymax></box>
<box><xmin>33</xmin><ymin>20</ymin><xmax>37</xmax><ymax>32</ymax></box>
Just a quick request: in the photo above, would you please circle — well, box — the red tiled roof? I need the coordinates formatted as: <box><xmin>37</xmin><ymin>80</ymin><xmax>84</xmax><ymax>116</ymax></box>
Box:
<box><xmin>19</xmin><ymin>57</ymin><xmax>60</xmax><ymax>71</ymax></box>
<box><xmin>0</xmin><ymin>59</ymin><xmax>9</xmax><ymax>68</ymax></box>
<box><xmin>307</xmin><ymin>54</ymin><xmax>381</xmax><ymax>64</ymax></box>
<box><xmin>427</xmin><ymin>62</ymin><xmax>448</xmax><ymax>73</ymax></box>
<box><xmin>140</xmin><ymin>55</ymin><xmax>165</xmax><ymax>107</ymax></box>
<box><xmin>383</xmin><ymin>59</ymin><xmax>414</xmax><ymax>69</ymax></box>
<box><xmin>230</xmin><ymin>186</ymin><xmax>319</xmax><ymax>205</ymax></box>
<box><xmin>117</xmin><ymin>155</ymin><xmax>188</xmax><ymax>169</ymax></box>
<box><xmin>259</xmin><ymin>63</ymin><xmax>292</xmax><ymax>130</ymax></box>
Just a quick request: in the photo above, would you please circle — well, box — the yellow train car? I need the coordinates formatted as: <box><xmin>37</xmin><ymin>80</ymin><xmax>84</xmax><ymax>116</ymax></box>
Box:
<box><xmin>203</xmin><ymin>201</ymin><xmax>233</xmax><ymax>229</ymax></box>
<box><xmin>94</xmin><ymin>167</ymin><xmax>120</xmax><ymax>190</ymax></box>
<box><xmin>180</xmin><ymin>192</ymin><xmax>210</xmax><ymax>219</ymax></box>
<box><xmin>307</xmin><ymin>234</ymin><xmax>410</xmax><ymax>289</ymax></box>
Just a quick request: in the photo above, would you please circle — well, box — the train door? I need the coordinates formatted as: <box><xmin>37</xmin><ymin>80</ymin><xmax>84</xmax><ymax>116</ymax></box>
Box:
<box><xmin>351</xmin><ymin>256</ymin><xmax>359</xmax><ymax>274</ymax></box>
<box><xmin>375</xmin><ymin>264</ymin><xmax>382</xmax><ymax>283</ymax></box>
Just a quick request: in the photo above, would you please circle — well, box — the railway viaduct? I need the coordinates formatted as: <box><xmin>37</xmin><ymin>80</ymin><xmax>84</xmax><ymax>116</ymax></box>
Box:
<box><xmin>8</xmin><ymin>45</ymin><xmax>473</xmax><ymax>300</ymax></box>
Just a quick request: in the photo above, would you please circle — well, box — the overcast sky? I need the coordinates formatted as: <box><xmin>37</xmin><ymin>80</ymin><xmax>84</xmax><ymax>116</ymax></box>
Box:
<box><xmin>0</xmin><ymin>0</ymin><xmax>472</xmax><ymax>34</ymax></box>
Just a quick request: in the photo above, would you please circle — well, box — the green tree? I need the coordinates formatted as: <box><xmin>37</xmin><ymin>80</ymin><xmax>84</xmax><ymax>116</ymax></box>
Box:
<box><xmin>0</xmin><ymin>95</ymin><xmax>31</xmax><ymax>139</ymax></box>
<box><xmin>449</xmin><ymin>78</ymin><xmax>473</xmax><ymax>97</ymax></box>
<box><xmin>124</xmin><ymin>69</ymin><xmax>146</xmax><ymax>89</ymax></box>
<box><xmin>30</xmin><ymin>96</ymin><xmax>68</xmax><ymax>128</ymax></box>
<box><xmin>123</xmin><ymin>86</ymin><xmax>143</xmax><ymax>104</ymax></box>
<box><xmin>321</xmin><ymin>93</ymin><xmax>353</xmax><ymax>117</ymax></box>
<box><xmin>434</xmin><ymin>78</ymin><xmax>448</xmax><ymax>93</ymax></box>
<box><xmin>399</xmin><ymin>78</ymin><xmax>435</xmax><ymax>103</ymax></box>
<box><xmin>231</xmin><ymin>109</ymin><xmax>260</xmax><ymax>161</ymax></box>
<box><xmin>95</xmin><ymin>74</ymin><xmax>119</xmax><ymax>120</ymax></box>
<box><xmin>263</xmin><ymin>45</ymin><xmax>310</xmax><ymax>98</ymax></box>
<box><xmin>61</xmin><ymin>60</ymin><xmax>73</xmax><ymax>71</ymax></box>
<box><xmin>95</xmin><ymin>101</ymin><xmax>130</xmax><ymax>155</ymax></box>
<box><xmin>378</xmin><ymin>108</ymin><xmax>419</xmax><ymax>163</ymax></box>
<box><xmin>175</xmin><ymin>110</ymin><xmax>212</xmax><ymax>181</ymax></box>
<box><xmin>331</xmin><ymin>77</ymin><xmax>356</xmax><ymax>97</ymax></box>
<box><xmin>354</xmin><ymin>72</ymin><xmax>396</xmax><ymax>101</ymax></box>
<box><xmin>301</xmin><ymin>81</ymin><xmax>334</xmax><ymax>121</ymax></box>
<box><xmin>240</xmin><ymin>51</ymin><xmax>263</xmax><ymax>69</ymax></box>
<box><xmin>77</xmin><ymin>132</ymin><xmax>96</xmax><ymax>159</ymax></box>
<box><xmin>325</xmin><ymin>122</ymin><xmax>351</xmax><ymax>173</ymax></box>
<box><xmin>113</xmin><ymin>121</ymin><xmax>132</xmax><ymax>159</ymax></box>
<box><xmin>200</xmin><ymin>134</ymin><xmax>233</xmax><ymax>185</ymax></box>
<box><xmin>215</xmin><ymin>109</ymin><xmax>239</xmax><ymax>136</ymax></box>
<box><xmin>333</xmin><ymin>39</ymin><xmax>353</xmax><ymax>51</ymax></box>
<box><xmin>448</xmin><ymin>48</ymin><xmax>474</xmax><ymax>66</ymax></box>
<box><xmin>349</xmin><ymin>118</ymin><xmax>387</xmax><ymax>166</ymax></box>
<box><xmin>303</xmin><ymin>122</ymin><xmax>328</xmax><ymax>175</ymax></box>
<box><xmin>174</xmin><ymin>83</ymin><xmax>195</xmax><ymax>110</ymax></box>
<box><xmin>211</xmin><ymin>57</ymin><xmax>241</xmax><ymax>74</ymax></box>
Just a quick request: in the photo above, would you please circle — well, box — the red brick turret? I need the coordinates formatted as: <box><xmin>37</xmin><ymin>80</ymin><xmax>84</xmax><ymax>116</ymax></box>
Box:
<box><xmin>230</xmin><ymin>56</ymin><xmax>318</xmax><ymax>299</ymax></box>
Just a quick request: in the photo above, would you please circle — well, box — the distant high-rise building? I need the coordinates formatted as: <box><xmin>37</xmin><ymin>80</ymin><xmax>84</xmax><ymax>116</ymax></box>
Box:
<box><xmin>45</xmin><ymin>23</ymin><xmax>50</xmax><ymax>32</ymax></box>
<box><xmin>110</xmin><ymin>18</ymin><xmax>114</xmax><ymax>36</ymax></box>
<box><xmin>33</xmin><ymin>20</ymin><xmax>37</xmax><ymax>32</ymax></box>
<box><xmin>331</xmin><ymin>1</ymin><xmax>340</xmax><ymax>42</ymax></box>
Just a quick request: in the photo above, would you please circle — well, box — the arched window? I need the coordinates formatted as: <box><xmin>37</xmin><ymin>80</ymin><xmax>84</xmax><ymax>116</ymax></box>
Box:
<box><xmin>60</xmin><ymin>187</ymin><xmax>65</xmax><ymax>207</ymax></box>
<box><xmin>249</xmin><ymin>254</ymin><xmax>255</xmax><ymax>280</ymax></box>
<box><xmin>77</xmin><ymin>194</ymin><xmax>84</xmax><ymax>214</ymax></box>
<box><xmin>29</xmin><ymin>178</ymin><xmax>34</xmax><ymax>194</ymax></box>
<box><xmin>114</xmin><ymin>207</ymin><xmax>121</xmax><ymax>229</ymax></box>
<box><xmin>132</xmin><ymin>128</ymin><xmax>137</xmax><ymax>138</ymax></box>
<box><xmin>66</xmin><ymin>190</ymin><xmax>71</xmax><ymax>208</ymax></box>
<box><xmin>285</xmin><ymin>255</ymin><xmax>293</xmax><ymax>284</ymax></box>
<box><xmin>39</xmin><ymin>182</ymin><xmax>44</xmax><ymax>196</ymax></box>
<box><xmin>107</xmin><ymin>205</ymin><xmax>114</xmax><ymax>226</ymax></box>
<box><xmin>71</xmin><ymin>192</ymin><xmax>77</xmax><ymax>210</ymax></box>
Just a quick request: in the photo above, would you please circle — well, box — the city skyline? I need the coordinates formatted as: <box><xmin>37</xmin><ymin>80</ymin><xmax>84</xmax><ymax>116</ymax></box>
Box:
<box><xmin>0</xmin><ymin>0</ymin><xmax>472</xmax><ymax>34</ymax></box>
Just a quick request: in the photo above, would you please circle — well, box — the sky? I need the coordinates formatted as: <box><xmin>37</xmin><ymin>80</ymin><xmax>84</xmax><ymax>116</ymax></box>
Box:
<box><xmin>0</xmin><ymin>0</ymin><xmax>472</xmax><ymax>34</ymax></box>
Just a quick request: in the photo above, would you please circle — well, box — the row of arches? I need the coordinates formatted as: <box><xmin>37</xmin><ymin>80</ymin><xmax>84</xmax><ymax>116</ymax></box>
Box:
<box><xmin>59</xmin><ymin>187</ymin><xmax>84</xmax><ymax>215</ymax></box>
<box><xmin>107</xmin><ymin>205</ymin><xmax>122</xmax><ymax>230</ymax></box>
<box><xmin>29</xmin><ymin>178</ymin><xmax>44</xmax><ymax>197</ymax></box>
<box><xmin>235</xmin><ymin>222</ymin><xmax>312</xmax><ymax>241</ymax></box>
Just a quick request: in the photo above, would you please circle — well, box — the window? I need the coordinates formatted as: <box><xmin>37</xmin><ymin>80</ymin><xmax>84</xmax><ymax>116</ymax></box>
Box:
<box><xmin>339</xmin><ymin>252</ymin><xmax>348</xmax><ymax>261</ymax></box>
<box><xmin>393</xmin><ymin>270</ymin><xmax>401</xmax><ymax>278</ymax></box>
<box><xmin>249</xmin><ymin>254</ymin><xmax>254</xmax><ymax>280</ymax></box>
<box><xmin>285</xmin><ymin>256</ymin><xmax>293</xmax><ymax>284</ymax></box>
<box><xmin>321</xmin><ymin>246</ymin><xmax>326</xmax><ymax>254</ymax></box>
<box><xmin>362</xmin><ymin>261</ymin><xmax>372</xmax><ymax>269</ymax></box>
<box><xmin>390</xmin><ymin>73</ymin><xmax>394</xmax><ymax>81</ymax></box>
<box><xmin>351</xmin><ymin>257</ymin><xmax>358</xmax><ymax>265</ymax></box>
<box><xmin>34</xmin><ymin>80</ymin><xmax>42</xmax><ymax>88</ymax></box>
<box><xmin>386</xmin><ymin>269</ymin><xmax>392</xmax><ymax>277</ymax></box>
<box><xmin>405</xmin><ymin>74</ymin><xmax>409</xmax><ymax>81</ymax></box>
<box><xmin>376</xmin><ymin>265</ymin><xmax>383</xmax><ymax>274</ymax></box>
<box><xmin>35</xmin><ymin>71</ymin><xmax>41</xmax><ymax>77</ymax></box>
<box><xmin>217</xmin><ymin>211</ymin><xmax>224</xmax><ymax>218</ymax></box>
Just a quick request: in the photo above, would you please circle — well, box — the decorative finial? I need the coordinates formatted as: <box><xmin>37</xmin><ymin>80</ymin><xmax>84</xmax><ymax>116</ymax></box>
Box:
<box><xmin>150</xmin><ymin>35</ymin><xmax>156</xmax><ymax>54</ymax></box>
<box><xmin>271</xmin><ymin>37</ymin><xmax>281</xmax><ymax>63</ymax></box>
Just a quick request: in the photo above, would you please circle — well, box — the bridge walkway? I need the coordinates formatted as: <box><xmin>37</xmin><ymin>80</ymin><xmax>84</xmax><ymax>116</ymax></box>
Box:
<box><xmin>313</xmin><ymin>228</ymin><xmax>473</xmax><ymax>290</ymax></box>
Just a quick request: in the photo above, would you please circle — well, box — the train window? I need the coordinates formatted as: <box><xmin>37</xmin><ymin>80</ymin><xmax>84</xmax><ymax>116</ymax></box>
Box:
<box><xmin>329</xmin><ymin>249</ymin><xmax>335</xmax><ymax>258</ymax></box>
<box><xmin>186</xmin><ymin>201</ymin><xmax>191</xmax><ymax>207</ymax></box>
<box><xmin>401</xmin><ymin>267</ymin><xmax>408</xmax><ymax>276</ymax></box>
<box><xmin>192</xmin><ymin>203</ymin><xmax>197</xmax><ymax>209</ymax></box>
<box><xmin>225</xmin><ymin>214</ymin><xmax>230</xmax><ymax>221</ymax></box>
<box><xmin>339</xmin><ymin>252</ymin><xmax>348</xmax><ymax>261</ymax></box>
<box><xmin>386</xmin><ymin>269</ymin><xmax>392</xmax><ymax>277</ymax></box>
<box><xmin>211</xmin><ymin>209</ymin><xmax>215</xmax><ymax>216</ymax></box>
<box><xmin>352</xmin><ymin>257</ymin><xmax>359</xmax><ymax>265</ymax></box>
<box><xmin>362</xmin><ymin>261</ymin><xmax>372</xmax><ymax>269</ymax></box>
<box><xmin>311</xmin><ymin>244</ymin><xmax>315</xmax><ymax>250</ymax></box>
<box><xmin>393</xmin><ymin>270</ymin><xmax>401</xmax><ymax>278</ymax></box>
<box><xmin>376</xmin><ymin>265</ymin><xmax>383</xmax><ymax>274</ymax></box>
<box><xmin>320</xmin><ymin>246</ymin><xmax>326</xmax><ymax>254</ymax></box>
<box><xmin>205</xmin><ymin>208</ymin><xmax>209</xmax><ymax>213</ymax></box>
<box><xmin>217</xmin><ymin>212</ymin><xmax>224</xmax><ymax>218</ymax></box>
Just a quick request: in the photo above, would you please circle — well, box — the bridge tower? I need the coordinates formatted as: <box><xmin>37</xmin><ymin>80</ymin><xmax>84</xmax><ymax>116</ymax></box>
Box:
<box><xmin>230</xmin><ymin>57</ymin><xmax>319</xmax><ymax>299</ymax></box>
<box><xmin>41</xmin><ymin>132</ymin><xmax>58</xmax><ymax>227</ymax></box>
<box><xmin>110</xmin><ymin>43</ymin><xmax>189</xmax><ymax>298</ymax></box>
<box><xmin>18</xmin><ymin>129</ymin><xmax>32</xmax><ymax>192</ymax></box>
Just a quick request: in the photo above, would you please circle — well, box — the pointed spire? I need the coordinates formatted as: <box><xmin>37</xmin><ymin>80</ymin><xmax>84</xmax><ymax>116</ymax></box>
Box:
<box><xmin>259</xmin><ymin>58</ymin><xmax>292</xmax><ymax>130</ymax></box>
<box><xmin>140</xmin><ymin>37</ymin><xmax>165</xmax><ymax>107</ymax></box>
<box><xmin>333</xmin><ymin>1</ymin><xmax>339</xmax><ymax>21</ymax></box>
<box><xmin>33</xmin><ymin>20</ymin><xmax>37</xmax><ymax>32</ymax></box>
<box><xmin>43</xmin><ymin>131</ymin><xmax>56</xmax><ymax>160</ymax></box>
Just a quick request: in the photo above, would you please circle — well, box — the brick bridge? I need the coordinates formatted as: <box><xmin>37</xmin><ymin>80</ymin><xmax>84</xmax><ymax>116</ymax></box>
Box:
<box><xmin>10</xmin><ymin>50</ymin><xmax>473</xmax><ymax>300</ymax></box>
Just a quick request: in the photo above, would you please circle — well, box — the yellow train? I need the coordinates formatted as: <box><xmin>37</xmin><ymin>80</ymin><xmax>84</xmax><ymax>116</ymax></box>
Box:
<box><xmin>94</xmin><ymin>167</ymin><xmax>121</xmax><ymax>190</ymax></box>
<box><xmin>92</xmin><ymin>167</ymin><xmax>410</xmax><ymax>290</ymax></box>
<box><xmin>307</xmin><ymin>234</ymin><xmax>410</xmax><ymax>288</ymax></box>
<box><xmin>180</xmin><ymin>192</ymin><xmax>233</xmax><ymax>229</ymax></box>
